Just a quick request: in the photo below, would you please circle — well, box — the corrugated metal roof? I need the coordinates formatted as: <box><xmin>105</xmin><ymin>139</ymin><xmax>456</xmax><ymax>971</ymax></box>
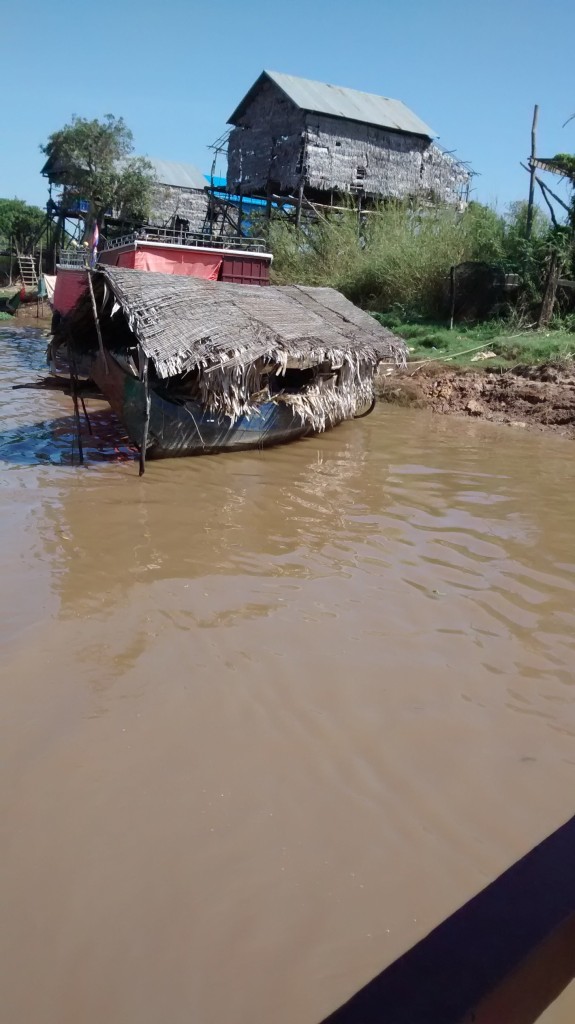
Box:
<box><xmin>146</xmin><ymin>158</ymin><xmax>207</xmax><ymax>190</ymax></box>
<box><xmin>43</xmin><ymin>155</ymin><xmax>208</xmax><ymax>191</ymax></box>
<box><xmin>229</xmin><ymin>71</ymin><xmax>436</xmax><ymax>138</ymax></box>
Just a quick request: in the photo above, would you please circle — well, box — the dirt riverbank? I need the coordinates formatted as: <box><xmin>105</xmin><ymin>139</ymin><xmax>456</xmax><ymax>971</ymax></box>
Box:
<box><xmin>376</xmin><ymin>361</ymin><xmax>575</xmax><ymax>440</ymax></box>
<box><xmin>0</xmin><ymin>308</ymin><xmax>52</xmax><ymax>330</ymax></box>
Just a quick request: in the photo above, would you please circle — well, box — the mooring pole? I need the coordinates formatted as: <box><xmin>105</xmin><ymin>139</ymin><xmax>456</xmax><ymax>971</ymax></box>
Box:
<box><xmin>67</xmin><ymin>341</ymin><xmax>84</xmax><ymax>465</ymax></box>
<box><xmin>139</xmin><ymin>355</ymin><xmax>151</xmax><ymax>477</ymax></box>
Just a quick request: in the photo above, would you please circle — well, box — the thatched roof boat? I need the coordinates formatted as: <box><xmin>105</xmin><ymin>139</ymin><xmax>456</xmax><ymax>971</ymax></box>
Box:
<box><xmin>59</xmin><ymin>266</ymin><xmax>405</xmax><ymax>464</ymax></box>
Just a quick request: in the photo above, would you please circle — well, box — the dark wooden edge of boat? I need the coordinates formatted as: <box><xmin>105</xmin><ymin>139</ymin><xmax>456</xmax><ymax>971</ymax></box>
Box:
<box><xmin>319</xmin><ymin>813</ymin><xmax>575</xmax><ymax>1024</ymax></box>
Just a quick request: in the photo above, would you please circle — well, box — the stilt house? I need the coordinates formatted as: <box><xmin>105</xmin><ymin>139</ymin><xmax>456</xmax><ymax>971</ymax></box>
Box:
<box><xmin>145</xmin><ymin>159</ymin><xmax>209</xmax><ymax>233</ymax></box>
<box><xmin>42</xmin><ymin>156</ymin><xmax>210</xmax><ymax>238</ymax></box>
<box><xmin>226</xmin><ymin>71</ymin><xmax>470</xmax><ymax>208</ymax></box>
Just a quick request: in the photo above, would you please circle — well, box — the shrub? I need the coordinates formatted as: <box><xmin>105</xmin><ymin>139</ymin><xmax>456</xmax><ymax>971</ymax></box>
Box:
<box><xmin>269</xmin><ymin>199</ymin><xmax>558</xmax><ymax>320</ymax></box>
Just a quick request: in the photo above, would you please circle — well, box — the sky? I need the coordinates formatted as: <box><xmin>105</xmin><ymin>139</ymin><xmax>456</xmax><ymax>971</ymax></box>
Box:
<box><xmin>2</xmin><ymin>0</ymin><xmax>574</xmax><ymax>214</ymax></box>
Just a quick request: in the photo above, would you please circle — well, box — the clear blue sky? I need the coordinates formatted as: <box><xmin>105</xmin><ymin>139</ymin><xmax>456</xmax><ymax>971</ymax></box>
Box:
<box><xmin>2</xmin><ymin>0</ymin><xmax>574</xmax><ymax>213</ymax></box>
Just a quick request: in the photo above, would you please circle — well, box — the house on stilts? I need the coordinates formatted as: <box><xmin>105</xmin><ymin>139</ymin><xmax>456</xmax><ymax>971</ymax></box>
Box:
<box><xmin>42</xmin><ymin>155</ymin><xmax>212</xmax><ymax>244</ymax></box>
<box><xmin>225</xmin><ymin>70</ymin><xmax>471</xmax><ymax>216</ymax></box>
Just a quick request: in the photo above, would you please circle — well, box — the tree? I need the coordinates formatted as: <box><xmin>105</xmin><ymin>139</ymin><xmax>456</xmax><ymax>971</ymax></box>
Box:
<box><xmin>41</xmin><ymin>114</ymin><xmax>157</xmax><ymax>232</ymax></box>
<box><xmin>0</xmin><ymin>198</ymin><xmax>46</xmax><ymax>251</ymax></box>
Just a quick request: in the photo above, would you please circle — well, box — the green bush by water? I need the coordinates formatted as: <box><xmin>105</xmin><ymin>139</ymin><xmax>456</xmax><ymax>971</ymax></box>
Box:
<box><xmin>269</xmin><ymin>200</ymin><xmax>560</xmax><ymax>320</ymax></box>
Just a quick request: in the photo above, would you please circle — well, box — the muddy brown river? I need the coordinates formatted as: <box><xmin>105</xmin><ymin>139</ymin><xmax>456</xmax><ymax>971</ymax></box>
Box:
<box><xmin>1</xmin><ymin>327</ymin><xmax>575</xmax><ymax>1023</ymax></box>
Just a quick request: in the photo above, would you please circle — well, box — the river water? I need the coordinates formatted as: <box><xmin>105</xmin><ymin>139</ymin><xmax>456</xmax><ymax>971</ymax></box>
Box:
<box><xmin>1</xmin><ymin>327</ymin><xmax>575</xmax><ymax>1024</ymax></box>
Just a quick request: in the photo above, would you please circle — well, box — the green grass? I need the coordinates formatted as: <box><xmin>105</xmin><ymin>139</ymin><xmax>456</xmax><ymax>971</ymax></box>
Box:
<box><xmin>373</xmin><ymin>313</ymin><xmax>575</xmax><ymax>366</ymax></box>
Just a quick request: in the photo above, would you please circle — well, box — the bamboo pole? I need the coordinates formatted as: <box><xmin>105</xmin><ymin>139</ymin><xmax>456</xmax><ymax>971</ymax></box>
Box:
<box><xmin>87</xmin><ymin>271</ymin><xmax>108</xmax><ymax>374</ymax></box>
<box><xmin>526</xmin><ymin>104</ymin><xmax>539</xmax><ymax>240</ymax></box>
<box><xmin>67</xmin><ymin>341</ymin><xmax>84</xmax><ymax>465</ymax></box>
<box><xmin>37</xmin><ymin>240</ymin><xmax>43</xmax><ymax>318</ymax></box>
<box><xmin>535</xmin><ymin>177</ymin><xmax>572</xmax><ymax>215</ymax></box>
<box><xmin>538</xmin><ymin>252</ymin><xmax>560</xmax><ymax>328</ymax></box>
<box><xmin>295</xmin><ymin>179</ymin><xmax>304</xmax><ymax>229</ymax></box>
<box><xmin>536</xmin><ymin>179</ymin><xmax>559</xmax><ymax>229</ymax></box>
<box><xmin>139</xmin><ymin>356</ymin><xmax>150</xmax><ymax>477</ymax></box>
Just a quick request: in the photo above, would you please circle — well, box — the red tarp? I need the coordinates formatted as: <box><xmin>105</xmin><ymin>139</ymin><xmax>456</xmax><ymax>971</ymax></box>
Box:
<box><xmin>53</xmin><ymin>269</ymin><xmax>88</xmax><ymax>315</ymax></box>
<box><xmin>116</xmin><ymin>247</ymin><xmax>222</xmax><ymax>279</ymax></box>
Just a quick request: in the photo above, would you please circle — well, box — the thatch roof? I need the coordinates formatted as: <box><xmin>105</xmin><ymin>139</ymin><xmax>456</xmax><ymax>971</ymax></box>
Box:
<box><xmin>94</xmin><ymin>266</ymin><xmax>405</xmax><ymax>379</ymax></box>
<box><xmin>64</xmin><ymin>267</ymin><xmax>405</xmax><ymax>430</ymax></box>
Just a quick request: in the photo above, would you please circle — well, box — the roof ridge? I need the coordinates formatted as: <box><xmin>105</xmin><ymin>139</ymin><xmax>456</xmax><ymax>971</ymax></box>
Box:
<box><xmin>265</xmin><ymin>69</ymin><xmax>400</xmax><ymax>106</ymax></box>
<box><xmin>229</xmin><ymin>70</ymin><xmax>436</xmax><ymax>138</ymax></box>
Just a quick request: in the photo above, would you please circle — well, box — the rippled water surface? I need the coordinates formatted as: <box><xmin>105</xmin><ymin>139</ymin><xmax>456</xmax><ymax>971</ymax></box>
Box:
<box><xmin>2</xmin><ymin>328</ymin><xmax>575</xmax><ymax>1023</ymax></box>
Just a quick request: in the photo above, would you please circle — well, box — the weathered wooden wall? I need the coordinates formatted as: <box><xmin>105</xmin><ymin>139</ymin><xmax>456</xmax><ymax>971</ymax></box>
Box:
<box><xmin>227</xmin><ymin>77</ymin><xmax>306</xmax><ymax>193</ymax></box>
<box><xmin>227</xmin><ymin>79</ymin><xmax>469</xmax><ymax>205</ymax></box>
<box><xmin>304</xmin><ymin>116</ymin><xmax>469</xmax><ymax>204</ymax></box>
<box><xmin>148</xmin><ymin>183</ymin><xmax>209</xmax><ymax>232</ymax></box>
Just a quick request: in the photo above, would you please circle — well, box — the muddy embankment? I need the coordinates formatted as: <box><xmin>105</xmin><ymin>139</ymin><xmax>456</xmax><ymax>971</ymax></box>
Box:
<box><xmin>376</xmin><ymin>362</ymin><xmax>575</xmax><ymax>439</ymax></box>
<box><xmin>0</xmin><ymin>309</ymin><xmax>52</xmax><ymax>330</ymax></box>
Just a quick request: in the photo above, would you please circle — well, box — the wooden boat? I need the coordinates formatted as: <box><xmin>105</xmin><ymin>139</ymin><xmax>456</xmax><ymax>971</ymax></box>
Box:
<box><xmin>49</xmin><ymin>231</ymin><xmax>272</xmax><ymax>320</ymax></box>
<box><xmin>47</xmin><ymin>231</ymin><xmax>273</xmax><ymax>378</ymax></box>
<box><xmin>97</xmin><ymin>228</ymin><xmax>272</xmax><ymax>284</ymax></box>
<box><xmin>56</xmin><ymin>266</ymin><xmax>405</xmax><ymax>465</ymax></box>
<box><xmin>90</xmin><ymin>350</ymin><xmax>309</xmax><ymax>457</ymax></box>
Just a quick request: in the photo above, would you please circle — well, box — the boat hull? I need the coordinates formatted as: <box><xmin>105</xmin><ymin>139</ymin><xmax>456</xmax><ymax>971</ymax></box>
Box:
<box><xmin>91</xmin><ymin>353</ymin><xmax>311</xmax><ymax>457</ymax></box>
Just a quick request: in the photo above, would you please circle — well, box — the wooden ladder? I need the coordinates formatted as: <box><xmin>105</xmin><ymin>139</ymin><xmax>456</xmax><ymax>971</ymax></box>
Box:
<box><xmin>15</xmin><ymin>249</ymin><xmax>38</xmax><ymax>289</ymax></box>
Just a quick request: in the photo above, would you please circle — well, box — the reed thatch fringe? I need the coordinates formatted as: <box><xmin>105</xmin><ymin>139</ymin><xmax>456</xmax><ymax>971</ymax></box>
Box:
<box><xmin>69</xmin><ymin>267</ymin><xmax>406</xmax><ymax>428</ymax></box>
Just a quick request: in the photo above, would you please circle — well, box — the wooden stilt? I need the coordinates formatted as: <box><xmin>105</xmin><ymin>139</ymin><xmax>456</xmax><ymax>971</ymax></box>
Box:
<box><xmin>526</xmin><ymin>104</ymin><xmax>539</xmax><ymax>240</ymax></box>
<box><xmin>449</xmin><ymin>265</ymin><xmax>456</xmax><ymax>330</ymax></box>
<box><xmin>538</xmin><ymin>252</ymin><xmax>560</xmax><ymax>327</ymax></box>
<box><xmin>295</xmin><ymin>180</ymin><xmax>304</xmax><ymax>229</ymax></box>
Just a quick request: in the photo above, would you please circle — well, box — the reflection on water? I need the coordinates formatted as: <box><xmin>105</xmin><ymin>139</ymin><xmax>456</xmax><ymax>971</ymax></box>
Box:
<box><xmin>1</xmin><ymin>329</ymin><xmax>575</xmax><ymax>1024</ymax></box>
<box><xmin>0</xmin><ymin>328</ymin><xmax>135</xmax><ymax>466</ymax></box>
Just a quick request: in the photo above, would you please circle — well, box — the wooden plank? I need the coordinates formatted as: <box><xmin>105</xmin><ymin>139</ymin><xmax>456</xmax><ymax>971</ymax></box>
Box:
<box><xmin>320</xmin><ymin>814</ymin><xmax>575</xmax><ymax>1024</ymax></box>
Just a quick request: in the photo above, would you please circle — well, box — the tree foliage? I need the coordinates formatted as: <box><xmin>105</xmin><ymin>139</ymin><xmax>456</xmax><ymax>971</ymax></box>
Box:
<box><xmin>41</xmin><ymin>114</ymin><xmax>157</xmax><ymax>227</ymax></box>
<box><xmin>268</xmin><ymin>200</ymin><xmax>563</xmax><ymax>318</ymax></box>
<box><xmin>0</xmin><ymin>198</ymin><xmax>46</xmax><ymax>250</ymax></box>
<box><xmin>549</xmin><ymin>153</ymin><xmax>575</xmax><ymax>181</ymax></box>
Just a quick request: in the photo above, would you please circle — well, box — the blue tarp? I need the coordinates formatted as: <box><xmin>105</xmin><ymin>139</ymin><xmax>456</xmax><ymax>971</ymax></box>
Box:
<box><xmin>204</xmin><ymin>176</ymin><xmax>269</xmax><ymax>208</ymax></box>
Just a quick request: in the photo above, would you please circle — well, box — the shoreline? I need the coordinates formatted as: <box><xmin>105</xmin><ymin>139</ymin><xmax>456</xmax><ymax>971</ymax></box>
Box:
<box><xmin>4</xmin><ymin>317</ymin><xmax>575</xmax><ymax>441</ymax></box>
<box><xmin>375</xmin><ymin>361</ymin><xmax>575</xmax><ymax>440</ymax></box>
<box><xmin>0</xmin><ymin>308</ymin><xmax>52</xmax><ymax>330</ymax></box>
